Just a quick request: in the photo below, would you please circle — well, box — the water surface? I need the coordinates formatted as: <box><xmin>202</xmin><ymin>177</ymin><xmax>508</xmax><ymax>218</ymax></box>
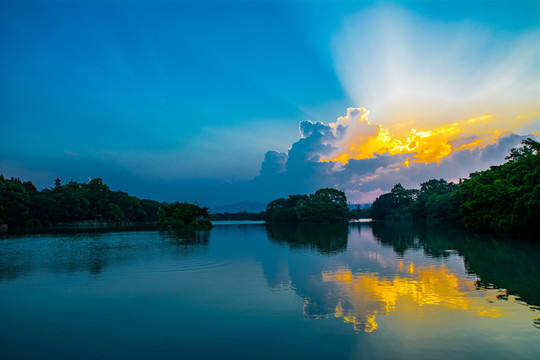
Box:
<box><xmin>0</xmin><ymin>222</ymin><xmax>538</xmax><ymax>359</ymax></box>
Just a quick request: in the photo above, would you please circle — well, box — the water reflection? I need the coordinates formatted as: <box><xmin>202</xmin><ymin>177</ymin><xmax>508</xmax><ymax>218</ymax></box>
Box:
<box><xmin>260</xmin><ymin>222</ymin><xmax>540</xmax><ymax>333</ymax></box>
<box><xmin>266</xmin><ymin>223</ymin><xmax>348</xmax><ymax>254</ymax></box>
<box><xmin>1</xmin><ymin>222</ymin><xmax>539</xmax><ymax>339</ymax></box>
<box><xmin>372</xmin><ymin>221</ymin><xmax>540</xmax><ymax>307</ymax></box>
<box><xmin>322</xmin><ymin>265</ymin><xmax>506</xmax><ymax>332</ymax></box>
<box><xmin>163</xmin><ymin>229</ymin><xmax>210</xmax><ymax>248</ymax></box>
<box><xmin>0</xmin><ymin>230</ymin><xmax>210</xmax><ymax>280</ymax></box>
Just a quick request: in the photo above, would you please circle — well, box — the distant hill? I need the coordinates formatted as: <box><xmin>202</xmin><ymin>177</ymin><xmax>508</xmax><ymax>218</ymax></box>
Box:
<box><xmin>211</xmin><ymin>201</ymin><xmax>267</xmax><ymax>214</ymax></box>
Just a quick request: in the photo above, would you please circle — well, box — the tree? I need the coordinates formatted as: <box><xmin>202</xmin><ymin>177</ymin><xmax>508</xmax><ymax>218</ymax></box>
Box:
<box><xmin>158</xmin><ymin>202</ymin><xmax>211</xmax><ymax>229</ymax></box>
<box><xmin>505</xmin><ymin>138</ymin><xmax>540</xmax><ymax>161</ymax></box>
<box><xmin>371</xmin><ymin>183</ymin><xmax>415</xmax><ymax>220</ymax></box>
<box><xmin>296</xmin><ymin>188</ymin><xmax>348</xmax><ymax>223</ymax></box>
<box><xmin>265</xmin><ymin>195</ymin><xmax>308</xmax><ymax>223</ymax></box>
<box><xmin>140</xmin><ymin>199</ymin><xmax>162</xmax><ymax>222</ymax></box>
<box><xmin>0</xmin><ymin>176</ymin><xmax>30</xmax><ymax>226</ymax></box>
<box><xmin>104</xmin><ymin>203</ymin><xmax>125</xmax><ymax>222</ymax></box>
<box><xmin>460</xmin><ymin>138</ymin><xmax>540</xmax><ymax>235</ymax></box>
<box><xmin>410</xmin><ymin>179</ymin><xmax>459</xmax><ymax>220</ymax></box>
<box><xmin>266</xmin><ymin>188</ymin><xmax>349</xmax><ymax>223</ymax></box>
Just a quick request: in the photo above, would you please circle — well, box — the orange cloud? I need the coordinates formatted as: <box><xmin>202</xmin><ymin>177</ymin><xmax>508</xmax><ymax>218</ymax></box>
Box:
<box><xmin>319</xmin><ymin>107</ymin><xmax>537</xmax><ymax>166</ymax></box>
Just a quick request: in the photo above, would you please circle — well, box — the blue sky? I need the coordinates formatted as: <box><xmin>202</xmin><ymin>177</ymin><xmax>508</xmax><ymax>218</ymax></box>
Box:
<box><xmin>1</xmin><ymin>0</ymin><xmax>539</xmax><ymax>207</ymax></box>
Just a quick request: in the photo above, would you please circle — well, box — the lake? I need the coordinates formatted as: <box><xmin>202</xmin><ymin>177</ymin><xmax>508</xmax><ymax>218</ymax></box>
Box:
<box><xmin>1</xmin><ymin>221</ymin><xmax>539</xmax><ymax>359</ymax></box>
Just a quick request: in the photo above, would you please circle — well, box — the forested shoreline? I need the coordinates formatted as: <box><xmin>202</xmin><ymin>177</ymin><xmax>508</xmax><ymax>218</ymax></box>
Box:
<box><xmin>2</xmin><ymin>139</ymin><xmax>538</xmax><ymax>237</ymax></box>
<box><xmin>0</xmin><ymin>177</ymin><xmax>164</xmax><ymax>231</ymax></box>
<box><xmin>0</xmin><ymin>176</ymin><xmax>217</xmax><ymax>232</ymax></box>
<box><xmin>370</xmin><ymin>138</ymin><xmax>539</xmax><ymax>238</ymax></box>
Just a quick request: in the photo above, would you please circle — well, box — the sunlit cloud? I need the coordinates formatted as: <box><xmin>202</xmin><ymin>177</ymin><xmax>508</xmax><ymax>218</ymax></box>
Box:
<box><xmin>317</xmin><ymin>108</ymin><xmax>537</xmax><ymax>166</ymax></box>
<box><xmin>318</xmin><ymin>4</ymin><xmax>540</xmax><ymax>168</ymax></box>
<box><xmin>245</xmin><ymin>4</ymin><xmax>540</xmax><ymax>204</ymax></box>
<box><xmin>255</xmin><ymin>112</ymin><xmax>530</xmax><ymax>203</ymax></box>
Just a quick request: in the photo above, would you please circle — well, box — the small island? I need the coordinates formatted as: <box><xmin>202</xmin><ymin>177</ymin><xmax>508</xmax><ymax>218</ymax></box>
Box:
<box><xmin>265</xmin><ymin>188</ymin><xmax>349</xmax><ymax>223</ymax></box>
<box><xmin>158</xmin><ymin>202</ymin><xmax>212</xmax><ymax>230</ymax></box>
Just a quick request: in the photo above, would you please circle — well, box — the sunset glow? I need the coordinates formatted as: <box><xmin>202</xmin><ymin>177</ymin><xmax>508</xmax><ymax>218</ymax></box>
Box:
<box><xmin>1</xmin><ymin>0</ymin><xmax>538</xmax><ymax>206</ymax></box>
<box><xmin>319</xmin><ymin>107</ymin><xmax>538</xmax><ymax>166</ymax></box>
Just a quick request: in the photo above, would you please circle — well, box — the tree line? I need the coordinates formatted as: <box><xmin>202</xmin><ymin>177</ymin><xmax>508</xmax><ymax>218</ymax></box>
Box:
<box><xmin>209</xmin><ymin>211</ymin><xmax>265</xmax><ymax>221</ymax></box>
<box><xmin>370</xmin><ymin>138</ymin><xmax>540</xmax><ymax>237</ymax></box>
<box><xmin>0</xmin><ymin>177</ymin><xmax>211</xmax><ymax>231</ymax></box>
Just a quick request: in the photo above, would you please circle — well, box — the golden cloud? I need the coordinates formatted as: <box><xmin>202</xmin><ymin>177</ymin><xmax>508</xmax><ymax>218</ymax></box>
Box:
<box><xmin>319</xmin><ymin>108</ymin><xmax>538</xmax><ymax>166</ymax></box>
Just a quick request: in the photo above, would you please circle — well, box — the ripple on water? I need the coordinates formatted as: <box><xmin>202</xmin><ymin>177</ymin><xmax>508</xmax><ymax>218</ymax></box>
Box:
<box><xmin>131</xmin><ymin>257</ymin><xmax>238</xmax><ymax>277</ymax></box>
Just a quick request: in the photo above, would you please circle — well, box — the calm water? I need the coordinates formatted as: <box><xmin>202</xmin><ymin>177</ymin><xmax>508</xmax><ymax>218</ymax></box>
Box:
<box><xmin>0</xmin><ymin>222</ymin><xmax>539</xmax><ymax>359</ymax></box>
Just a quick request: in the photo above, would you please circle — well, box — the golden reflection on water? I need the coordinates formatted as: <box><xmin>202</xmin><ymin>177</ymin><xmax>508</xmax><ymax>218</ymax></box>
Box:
<box><xmin>322</xmin><ymin>263</ymin><xmax>505</xmax><ymax>332</ymax></box>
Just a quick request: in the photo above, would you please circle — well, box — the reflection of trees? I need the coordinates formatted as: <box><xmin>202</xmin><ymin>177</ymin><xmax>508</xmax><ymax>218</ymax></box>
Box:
<box><xmin>261</xmin><ymin>223</ymin><xmax>349</xmax><ymax>321</ymax></box>
<box><xmin>458</xmin><ymin>235</ymin><xmax>540</xmax><ymax>307</ymax></box>
<box><xmin>0</xmin><ymin>229</ymin><xmax>211</xmax><ymax>280</ymax></box>
<box><xmin>371</xmin><ymin>221</ymin><xmax>421</xmax><ymax>257</ymax></box>
<box><xmin>163</xmin><ymin>229</ymin><xmax>210</xmax><ymax>246</ymax></box>
<box><xmin>161</xmin><ymin>229</ymin><xmax>210</xmax><ymax>255</ymax></box>
<box><xmin>260</xmin><ymin>221</ymin><xmax>540</xmax><ymax>333</ymax></box>
<box><xmin>265</xmin><ymin>223</ymin><xmax>348</xmax><ymax>255</ymax></box>
<box><xmin>372</xmin><ymin>221</ymin><xmax>540</xmax><ymax>307</ymax></box>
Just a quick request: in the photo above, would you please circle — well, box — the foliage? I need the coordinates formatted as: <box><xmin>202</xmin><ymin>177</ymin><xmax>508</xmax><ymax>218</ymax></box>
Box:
<box><xmin>209</xmin><ymin>211</ymin><xmax>265</xmax><ymax>221</ymax></box>
<box><xmin>371</xmin><ymin>184</ymin><xmax>417</xmax><ymax>220</ymax></box>
<box><xmin>370</xmin><ymin>138</ymin><xmax>540</xmax><ymax>238</ymax></box>
<box><xmin>266</xmin><ymin>194</ymin><xmax>308</xmax><ymax>223</ymax></box>
<box><xmin>158</xmin><ymin>202</ymin><xmax>211</xmax><ymax>229</ymax></box>
<box><xmin>505</xmin><ymin>137</ymin><xmax>540</xmax><ymax>161</ymax></box>
<box><xmin>266</xmin><ymin>188</ymin><xmax>348</xmax><ymax>223</ymax></box>
<box><xmin>460</xmin><ymin>138</ymin><xmax>540</xmax><ymax>234</ymax></box>
<box><xmin>0</xmin><ymin>176</ymin><xmax>30</xmax><ymax>227</ymax></box>
<box><xmin>0</xmin><ymin>176</ymin><xmax>164</xmax><ymax>229</ymax></box>
<box><xmin>371</xmin><ymin>179</ymin><xmax>462</xmax><ymax>223</ymax></box>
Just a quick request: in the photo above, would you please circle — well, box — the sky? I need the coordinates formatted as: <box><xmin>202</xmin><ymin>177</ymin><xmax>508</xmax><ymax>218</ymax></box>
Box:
<box><xmin>1</xmin><ymin>0</ymin><xmax>539</xmax><ymax>208</ymax></box>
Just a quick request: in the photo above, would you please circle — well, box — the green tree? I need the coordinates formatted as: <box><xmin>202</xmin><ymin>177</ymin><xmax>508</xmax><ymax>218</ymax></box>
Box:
<box><xmin>505</xmin><ymin>138</ymin><xmax>540</xmax><ymax>161</ymax></box>
<box><xmin>265</xmin><ymin>195</ymin><xmax>308</xmax><ymax>223</ymax></box>
<box><xmin>296</xmin><ymin>188</ymin><xmax>348</xmax><ymax>223</ymax></box>
<box><xmin>158</xmin><ymin>202</ymin><xmax>211</xmax><ymax>229</ymax></box>
<box><xmin>140</xmin><ymin>199</ymin><xmax>162</xmax><ymax>222</ymax></box>
<box><xmin>371</xmin><ymin>183</ymin><xmax>415</xmax><ymax>220</ymax></box>
<box><xmin>460</xmin><ymin>138</ymin><xmax>540</xmax><ymax>235</ymax></box>
<box><xmin>266</xmin><ymin>188</ymin><xmax>348</xmax><ymax>223</ymax></box>
<box><xmin>83</xmin><ymin>178</ymin><xmax>110</xmax><ymax>219</ymax></box>
<box><xmin>104</xmin><ymin>203</ymin><xmax>125</xmax><ymax>222</ymax></box>
<box><xmin>53</xmin><ymin>181</ymin><xmax>91</xmax><ymax>221</ymax></box>
<box><xmin>410</xmin><ymin>179</ymin><xmax>459</xmax><ymax>220</ymax></box>
<box><xmin>0</xmin><ymin>176</ymin><xmax>30</xmax><ymax>226</ymax></box>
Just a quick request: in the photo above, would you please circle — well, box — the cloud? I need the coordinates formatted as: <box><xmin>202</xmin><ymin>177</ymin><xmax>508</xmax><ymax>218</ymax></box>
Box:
<box><xmin>252</xmin><ymin>107</ymin><xmax>531</xmax><ymax>204</ymax></box>
<box><xmin>233</xmin><ymin>4</ymin><xmax>539</xmax><ymax>204</ymax></box>
<box><xmin>332</xmin><ymin>4</ymin><xmax>540</xmax><ymax>130</ymax></box>
<box><xmin>260</xmin><ymin>151</ymin><xmax>287</xmax><ymax>176</ymax></box>
<box><xmin>3</xmin><ymin>4</ymin><xmax>538</xmax><ymax>209</ymax></box>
